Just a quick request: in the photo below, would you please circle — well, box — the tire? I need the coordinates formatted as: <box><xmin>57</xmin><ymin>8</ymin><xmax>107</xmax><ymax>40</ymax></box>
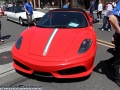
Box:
<box><xmin>19</xmin><ymin>18</ymin><xmax>24</xmax><ymax>26</ymax></box>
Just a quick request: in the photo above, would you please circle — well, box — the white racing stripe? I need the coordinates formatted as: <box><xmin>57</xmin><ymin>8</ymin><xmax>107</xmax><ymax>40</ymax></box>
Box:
<box><xmin>43</xmin><ymin>28</ymin><xmax>58</xmax><ymax>56</ymax></box>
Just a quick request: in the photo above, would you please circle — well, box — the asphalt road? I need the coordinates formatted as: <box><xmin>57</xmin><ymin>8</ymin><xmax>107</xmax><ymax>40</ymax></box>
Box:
<box><xmin>0</xmin><ymin>9</ymin><xmax>119</xmax><ymax>90</ymax></box>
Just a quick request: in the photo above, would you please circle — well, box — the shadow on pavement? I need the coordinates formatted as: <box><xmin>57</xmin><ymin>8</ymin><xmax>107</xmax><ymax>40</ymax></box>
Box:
<box><xmin>93</xmin><ymin>60</ymin><xmax>114</xmax><ymax>82</ymax></box>
<box><xmin>1</xmin><ymin>35</ymin><xmax>11</xmax><ymax>40</ymax></box>
<box><xmin>107</xmin><ymin>48</ymin><xmax>115</xmax><ymax>55</ymax></box>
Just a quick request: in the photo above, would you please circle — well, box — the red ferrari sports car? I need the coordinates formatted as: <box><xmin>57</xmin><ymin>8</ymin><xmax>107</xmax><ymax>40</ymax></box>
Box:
<box><xmin>11</xmin><ymin>9</ymin><xmax>97</xmax><ymax>78</ymax></box>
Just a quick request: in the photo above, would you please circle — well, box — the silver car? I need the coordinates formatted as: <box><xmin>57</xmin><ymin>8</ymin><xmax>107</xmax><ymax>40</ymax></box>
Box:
<box><xmin>4</xmin><ymin>6</ymin><xmax>45</xmax><ymax>25</ymax></box>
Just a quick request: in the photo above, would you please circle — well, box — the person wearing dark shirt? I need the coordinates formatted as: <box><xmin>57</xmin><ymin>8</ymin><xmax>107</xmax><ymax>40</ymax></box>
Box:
<box><xmin>89</xmin><ymin>0</ymin><xmax>95</xmax><ymax>19</ymax></box>
<box><xmin>107</xmin><ymin>0</ymin><xmax>120</xmax><ymax>87</ymax></box>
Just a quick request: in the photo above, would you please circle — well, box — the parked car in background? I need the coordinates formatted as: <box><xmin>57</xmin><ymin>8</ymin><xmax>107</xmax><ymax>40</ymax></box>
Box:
<box><xmin>4</xmin><ymin>6</ymin><xmax>45</xmax><ymax>25</ymax></box>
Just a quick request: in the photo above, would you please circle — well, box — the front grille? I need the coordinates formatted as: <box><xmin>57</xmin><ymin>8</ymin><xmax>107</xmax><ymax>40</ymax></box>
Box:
<box><xmin>13</xmin><ymin>59</ymin><xmax>30</xmax><ymax>70</ymax></box>
<box><xmin>58</xmin><ymin>66</ymin><xmax>86</xmax><ymax>75</ymax></box>
<box><xmin>34</xmin><ymin>71</ymin><xmax>53</xmax><ymax>77</ymax></box>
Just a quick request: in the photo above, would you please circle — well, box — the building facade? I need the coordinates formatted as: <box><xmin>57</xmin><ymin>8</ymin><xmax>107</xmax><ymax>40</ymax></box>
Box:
<box><xmin>30</xmin><ymin>0</ymin><xmax>111</xmax><ymax>9</ymax></box>
<box><xmin>14</xmin><ymin>0</ymin><xmax>113</xmax><ymax>9</ymax></box>
<box><xmin>30</xmin><ymin>0</ymin><xmax>91</xmax><ymax>9</ymax></box>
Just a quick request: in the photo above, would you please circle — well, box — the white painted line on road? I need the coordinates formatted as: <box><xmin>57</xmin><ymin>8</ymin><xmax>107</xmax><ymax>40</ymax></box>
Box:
<box><xmin>0</xmin><ymin>41</ymin><xmax>15</xmax><ymax>78</ymax></box>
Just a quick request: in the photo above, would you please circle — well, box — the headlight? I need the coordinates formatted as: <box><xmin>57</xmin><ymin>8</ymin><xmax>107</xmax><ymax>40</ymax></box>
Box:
<box><xmin>78</xmin><ymin>39</ymin><xmax>92</xmax><ymax>54</ymax></box>
<box><xmin>16</xmin><ymin>36</ymin><xmax>23</xmax><ymax>49</ymax></box>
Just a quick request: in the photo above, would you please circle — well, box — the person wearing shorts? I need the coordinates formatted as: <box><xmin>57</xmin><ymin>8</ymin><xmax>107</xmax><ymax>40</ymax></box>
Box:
<box><xmin>27</xmin><ymin>15</ymin><xmax>32</xmax><ymax>23</ymax></box>
<box><xmin>89</xmin><ymin>0</ymin><xmax>95</xmax><ymax>19</ymax></box>
<box><xmin>24</xmin><ymin>0</ymin><xmax>33</xmax><ymax>28</ymax></box>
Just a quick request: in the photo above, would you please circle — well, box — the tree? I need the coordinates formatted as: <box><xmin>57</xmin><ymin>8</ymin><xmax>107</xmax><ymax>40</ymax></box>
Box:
<box><xmin>5</xmin><ymin>0</ymin><xmax>9</xmax><ymax>3</ymax></box>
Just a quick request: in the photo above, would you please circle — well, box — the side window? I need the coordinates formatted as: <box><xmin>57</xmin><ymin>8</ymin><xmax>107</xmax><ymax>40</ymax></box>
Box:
<box><xmin>14</xmin><ymin>7</ymin><xmax>17</xmax><ymax>12</ymax></box>
<box><xmin>17</xmin><ymin>7</ymin><xmax>25</xmax><ymax>12</ymax></box>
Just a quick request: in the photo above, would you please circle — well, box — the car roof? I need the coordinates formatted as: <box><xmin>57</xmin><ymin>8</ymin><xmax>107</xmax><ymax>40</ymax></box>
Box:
<box><xmin>49</xmin><ymin>8</ymin><xmax>86</xmax><ymax>13</ymax></box>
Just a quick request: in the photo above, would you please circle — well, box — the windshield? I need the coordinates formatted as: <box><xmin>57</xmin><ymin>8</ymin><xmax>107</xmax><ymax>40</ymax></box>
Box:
<box><xmin>36</xmin><ymin>12</ymin><xmax>88</xmax><ymax>28</ymax></box>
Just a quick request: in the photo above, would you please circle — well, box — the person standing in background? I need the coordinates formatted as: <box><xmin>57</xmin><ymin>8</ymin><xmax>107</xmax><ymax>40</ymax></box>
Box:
<box><xmin>89</xmin><ymin>0</ymin><xmax>95</xmax><ymax>19</ymax></box>
<box><xmin>97</xmin><ymin>1</ymin><xmax>103</xmax><ymax>20</ymax></box>
<box><xmin>99</xmin><ymin>0</ymin><xmax>114</xmax><ymax>32</ymax></box>
<box><xmin>47</xmin><ymin>2</ymin><xmax>50</xmax><ymax>9</ymax></box>
<box><xmin>41</xmin><ymin>2</ymin><xmax>43</xmax><ymax>9</ymax></box>
<box><xmin>52</xmin><ymin>1</ymin><xmax>54</xmax><ymax>9</ymax></box>
<box><xmin>3</xmin><ymin>3</ymin><xmax>8</xmax><ymax>11</ymax></box>
<box><xmin>24</xmin><ymin>0</ymin><xmax>33</xmax><ymax>28</ymax></box>
<box><xmin>81</xmin><ymin>0</ymin><xmax>84</xmax><ymax>6</ymax></box>
<box><xmin>63</xmin><ymin>2</ymin><xmax>69</xmax><ymax>9</ymax></box>
<box><xmin>8</xmin><ymin>2</ymin><xmax>13</xmax><ymax>9</ymax></box>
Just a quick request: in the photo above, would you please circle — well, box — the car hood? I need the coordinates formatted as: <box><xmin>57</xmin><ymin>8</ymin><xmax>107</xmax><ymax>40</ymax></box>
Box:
<box><xmin>12</xmin><ymin>11</ymin><xmax>45</xmax><ymax>18</ymax></box>
<box><xmin>28</xmin><ymin>28</ymin><xmax>82</xmax><ymax>57</ymax></box>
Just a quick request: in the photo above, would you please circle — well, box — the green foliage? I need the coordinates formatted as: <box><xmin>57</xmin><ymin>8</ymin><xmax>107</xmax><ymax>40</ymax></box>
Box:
<box><xmin>5</xmin><ymin>0</ymin><xmax>10</xmax><ymax>3</ymax></box>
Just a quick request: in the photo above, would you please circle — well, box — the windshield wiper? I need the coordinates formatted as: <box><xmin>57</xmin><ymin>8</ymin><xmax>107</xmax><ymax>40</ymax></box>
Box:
<box><xmin>52</xmin><ymin>25</ymin><xmax>68</xmax><ymax>28</ymax></box>
<box><xmin>36</xmin><ymin>25</ymin><xmax>70</xmax><ymax>28</ymax></box>
<box><xmin>36</xmin><ymin>25</ymin><xmax>46</xmax><ymax>28</ymax></box>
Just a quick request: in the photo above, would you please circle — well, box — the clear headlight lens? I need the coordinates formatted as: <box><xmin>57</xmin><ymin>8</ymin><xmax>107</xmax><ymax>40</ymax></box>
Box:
<box><xmin>78</xmin><ymin>39</ymin><xmax>92</xmax><ymax>54</ymax></box>
<box><xmin>16</xmin><ymin>36</ymin><xmax>23</xmax><ymax>50</ymax></box>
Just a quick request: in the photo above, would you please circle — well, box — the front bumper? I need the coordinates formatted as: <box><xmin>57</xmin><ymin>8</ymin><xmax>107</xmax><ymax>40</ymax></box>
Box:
<box><xmin>11</xmin><ymin>48</ymin><xmax>96</xmax><ymax>78</ymax></box>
